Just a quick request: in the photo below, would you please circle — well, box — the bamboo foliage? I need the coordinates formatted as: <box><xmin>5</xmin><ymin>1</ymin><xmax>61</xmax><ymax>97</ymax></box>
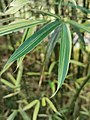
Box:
<box><xmin>0</xmin><ymin>0</ymin><xmax>90</xmax><ymax>119</ymax></box>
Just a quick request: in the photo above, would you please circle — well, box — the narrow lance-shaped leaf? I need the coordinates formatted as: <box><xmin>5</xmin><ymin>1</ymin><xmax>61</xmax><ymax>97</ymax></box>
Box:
<box><xmin>33</xmin><ymin>101</ymin><xmax>40</xmax><ymax>120</ymax></box>
<box><xmin>23</xmin><ymin>100</ymin><xmax>38</xmax><ymax>111</ymax></box>
<box><xmin>45</xmin><ymin>26</ymin><xmax>62</xmax><ymax>63</ymax></box>
<box><xmin>67</xmin><ymin>20</ymin><xmax>90</xmax><ymax>33</ymax></box>
<box><xmin>3</xmin><ymin>92</ymin><xmax>19</xmax><ymax>99</ymax></box>
<box><xmin>10</xmin><ymin>0</ymin><xmax>29</xmax><ymax>7</ymax></box>
<box><xmin>58</xmin><ymin>23</ymin><xmax>72</xmax><ymax>90</ymax></box>
<box><xmin>0</xmin><ymin>20</ymin><xmax>61</xmax><ymax>76</ymax></box>
<box><xmin>5</xmin><ymin>0</ymin><xmax>29</xmax><ymax>15</ymax></box>
<box><xmin>7</xmin><ymin>111</ymin><xmax>18</xmax><ymax>120</ymax></box>
<box><xmin>64</xmin><ymin>2</ymin><xmax>90</xmax><ymax>14</ymax></box>
<box><xmin>42</xmin><ymin>97</ymin><xmax>46</xmax><ymax>107</ymax></box>
<box><xmin>1</xmin><ymin>78</ymin><xmax>15</xmax><ymax>88</ymax></box>
<box><xmin>19</xmin><ymin>108</ymin><xmax>31</xmax><ymax>120</ymax></box>
<box><xmin>45</xmin><ymin>97</ymin><xmax>60</xmax><ymax>115</ymax></box>
<box><xmin>0</xmin><ymin>19</ymin><xmax>46</xmax><ymax>36</ymax></box>
<box><xmin>51</xmin><ymin>23</ymin><xmax>72</xmax><ymax>97</ymax></box>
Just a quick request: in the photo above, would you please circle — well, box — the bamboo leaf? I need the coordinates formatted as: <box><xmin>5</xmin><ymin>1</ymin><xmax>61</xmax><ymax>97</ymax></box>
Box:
<box><xmin>19</xmin><ymin>108</ymin><xmax>31</xmax><ymax>120</ymax></box>
<box><xmin>7</xmin><ymin>111</ymin><xmax>18</xmax><ymax>120</ymax></box>
<box><xmin>42</xmin><ymin>97</ymin><xmax>46</xmax><ymax>107</ymax></box>
<box><xmin>51</xmin><ymin>23</ymin><xmax>72</xmax><ymax>97</ymax></box>
<box><xmin>0</xmin><ymin>17</ymin><xmax>15</xmax><ymax>24</ymax></box>
<box><xmin>70</xmin><ymin>60</ymin><xmax>86</xmax><ymax>67</ymax></box>
<box><xmin>0</xmin><ymin>20</ymin><xmax>61</xmax><ymax>76</ymax></box>
<box><xmin>7</xmin><ymin>73</ymin><xmax>16</xmax><ymax>85</ymax></box>
<box><xmin>67</xmin><ymin>20</ymin><xmax>90</xmax><ymax>33</ymax></box>
<box><xmin>23</xmin><ymin>100</ymin><xmax>38</xmax><ymax>111</ymax></box>
<box><xmin>58</xmin><ymin>23</ymin><xmax>72</xmax><ymax>89</ymax></box>
<box><xmin>33</xmin><ymin>101</ymin><xmax>40</xmax><ymax>120</ymax></box>
<box><xmin>10</xmin><ymin>0</ymin><xmax>29</xmax><ymax>7</ymax></box>
<box><xmin>65</xmin><ymin>2</ymin><xmax>90</xmax><ymax>13</ymax></box>
<box><xmin>3</xmin><ymin>92</ymin><xmax>19</xmax><ymax>99</ymax></box>
<box><xmin>45</xmin><ymin>97</ymin><xmax>60</xmax><ymax>115</ymax></box>
<box><xmin>45</xmin><ymin>26</ymin><xmax>61</xmax><ymax>63</ymax></box>
<box><xmin>1</xmin><ymin>78</ymin><xmax>15</xmax><ymax>88</ymax></box>
<box><xmin>17</xmin><ymin>27</ymin><xmax>35</xmax><ymax>69</ymax></box>
<box><xmin>0</xmin><ymin>19</ymin><xmax>45</xmax><ymax>36</ymax></box>
<box><xmin>5</xmin><ymin>0</ymin><xmax>29</xmax><ymax>15</ymax></box>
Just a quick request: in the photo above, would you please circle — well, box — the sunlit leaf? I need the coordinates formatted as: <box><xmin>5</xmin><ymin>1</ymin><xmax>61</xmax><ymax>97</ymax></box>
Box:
<box><xmin>7</xmin><ymin>73</ymin><xmax>16</xmax><ymax>85</ymax></box>
<box><xmin>1</xmin><ymin>78</ymin><xmax>15</xmax><ymax>88</ymax></box>
<box><xmin>45</xmin><ymin>97</ymin><xmax>60</xmax><ymax>115</ymax></box>
<box><xmin>70</xmin><ymin>60</ymin><xmax>86</xmax><ymax>67</ymax></box>
<box><xmin>33</xmin><ymin>101</ymin><xmax>40</xmax><ymax>120</ymax></box>
<box><xmin>23</xmin><ymin>100</ymin><xmax>38</xmax><ymax>111</ymax></box>
<box><xmin>0</xmin><ymin>19</ymin><xmax>45</xmax><ymax>36</ymax></box>
<box><xmin>42</xmin><ymin>97</ymin><xmax>46</xmax><ymax>107</ymax></box>
<box><xmin>5</xmin><ymin>0</ymin><xmax>29</xmax><ymax>14</ymax></box>
<box><xmin>10</xmin><ymin>0</ymin><xmax>29</xmax><ymax>7</ymax></box>
<box><xmin>3</xmin><ymin>92</ymin><xmax>19</xmax><ymax>99</ymax></box>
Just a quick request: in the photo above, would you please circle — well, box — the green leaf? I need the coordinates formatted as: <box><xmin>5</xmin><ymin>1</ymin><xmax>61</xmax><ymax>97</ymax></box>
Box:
<box><xmin>5</xmin><ymin>0</ymin><xmax>29</xmax><ymax>15</ymax></box>
<box><xmin>19</xmin><ymin>108</ymin><xmax>31</xmax><ymax>120</ymax></box>
<box><xmin>45</xmin><ymin>97</ymin><xmax>60</xmax><ymax>115</ymax></box>
<box><xmin>70</xmin><ymin>60</ymin><xmax>86</xmax><ymax>67</ymax></box>
<box><xmin>1</xmin><ymin>20</ymin><xmax>61</xmax><ymax>76</ymax></box>
<box><xmin>45</xmin><ymin>26</ymin><xmax>61</xmax><ymax>63</ymax></box>
<box><xmin>17</xmin><ymin>27</ymin><xmax>35</xmax><ymax>69</ymax></box>
<box><xmin>64</xmin><ymin>3</ymin><xmax>90</xmax><ymax>13</ymax></box>
<box><xmin>51</xmin><ymin>23</ymin><xmax>72</xmax><ymax>97</ymax></box>
<box><xmin>58</xmin><ymin>23</ymin><xmax>72</xmax><ymax>88</ymax></box>
<box><xmin>42</xmin><ymin>97</ymin><xmax>46</xmax><ymax>107</ymax></box>
<box><xmin>3</xmin><ymin>92</ymin><xmax>19</xmax><ymax>99</ymax></box>
<box><xmin>0</xmin><ymin>17</ymin><xmax>15</xmax><ymax>24</ymax></box>
<box><xmin>23</xmin><ymin>100</ymin><xmax>38</xmax><ymax>111</ymax></box>
<box><xmin>1</xmin><ymin>78</ymin><xmax>15</xmax><ymax>88</ymax></box>
<box><xmin>7</xmin><ymin>73</ymin><xmax>16</xmax><ymax>85</ymax></box>
<box><xmin>33</xmin><ymin>101</ymin><xmax>40</xmax><ymax>120</ymax></box>
<box><xmin>0</xmin><ymin>19</ymin><xmax>45</xmax><ymax>36</ymax></box>
<box><xmin>48</xmin><ymin>80</ymin><xmax>55</xmax><ymax>93</ymax></box>
<box><xmin>7</xmin><ymin>111</ymin><xmax>18</xmax><ymax>120</ymax></box>
<box><xmin>10</xmin><ymin>0</ymin><xmax>29</xmax><ymax>7</ymax></box>
<box><xmin>67</xmin><ymin>20</ymin><xmax>90</xmax><ymax>33</ymax></box>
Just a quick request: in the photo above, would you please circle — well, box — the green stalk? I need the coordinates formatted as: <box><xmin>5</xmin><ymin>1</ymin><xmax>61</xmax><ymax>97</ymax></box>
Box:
<box><xmin>16</xmin><ymin>62</ymin><xmax>23</xmax><ymax>91</ymax></box>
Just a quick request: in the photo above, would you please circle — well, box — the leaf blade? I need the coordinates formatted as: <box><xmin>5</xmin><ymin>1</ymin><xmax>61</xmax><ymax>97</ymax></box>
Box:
<box><xmin>33</xmin><ymin>101</ymin><xmax>40</xmax><ymax>120</ymax></box>
<box><xmin>58</xmin><ymin>23</ymin><xmax>72</xmax><ymax>87</ymax></box>
<box><xmin>1</xmin><ymin>20</ymin><xmax>61</xmax><ymax>76</ymax></box>
<box><xmin>51</xmin><ymin>23</ymin><xmax>72</xmax><ymax>97</ymax></box>
<box><xmin>7</xmin><ymin>111</ymin><xmax>18</xmax><ymax>120</ymax></box>
<box><xmin>67</xmin><ymin>20</ymin><xmax>90</xmax><ymax>33</ymax></box>
<box><xmin>0</xmin><ymin>19</ymin><xmax>46</xmax><ymax>36</ymax></box>
<box><xmin>23</xmin><ymin>100</ymin><xmax>38</xmax><ymax>111</ymax></box>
